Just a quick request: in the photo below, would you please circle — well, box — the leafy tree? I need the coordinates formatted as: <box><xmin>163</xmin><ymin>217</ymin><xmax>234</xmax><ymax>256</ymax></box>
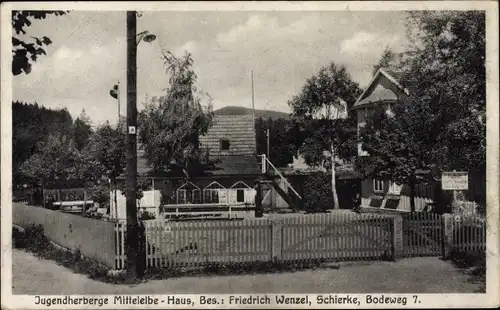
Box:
<box><xmin>372</xmin><ymin>46</ymin><xmax>403</xmax><ymax>76</ymax></box>
<box><xmin>13</xmin><ymin>102</ymin><xmax>73</xmax><ymax>184</ymax></box>
<box><xmin>21</xmin><ymin>133</ymin><xmax>104</xmax><ymax>190</ymax></box>
<box><xmin>288</xmin><ymin>63</ymin><xmax>362</xmax><ymax>209</ymax></box>
<box><xmin>402</xmin><ymin>11</ymin><xmax>485</xmax><ymax>171</ymax></box>
<box><xmin>357</xmin><ymin>104</ymin><xmax>431</xmax><ymax>212</ymax></box>
<box><xmin>138</xmin><ymin>51</ymin><xmax>214</xmax><ymax>178</ymax></box>
<box><xmin>20</xmin><ymin>134</ymin><xmax>80</xmax><ymax>189</ymax></box>
<box><xmin>356</xmin><ymin>11</ymin><xmax>486</xmax><ymax>211</ymax></box>
<box><xmin>74</xmin><ymin>147</ymin><xmax>105</xmax><ymax>190</ymax></box>
<box><xmin>12</xmin><ymin>11</ymin><xmax>67</xmax><ymax>75</ymax></box>
<box><xmin>73</xmin><ymin>109</ymin><xmax>93</xmax><ymax>151</ymax></box>
<box><xmin>87</xmin><ymin>120</ymin><xmax>127</xmax><ymax>213</ymax></box>
<box><xmin>255</xmin><ymin>117</ymin><xmax>295</xmax><ymax>168</ymax></box>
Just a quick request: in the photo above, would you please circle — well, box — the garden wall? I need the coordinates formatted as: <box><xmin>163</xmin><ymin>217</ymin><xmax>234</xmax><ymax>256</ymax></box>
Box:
<box><xmin>12</xmin><ymin>203</ymin><xmax>117</xmax><ymax>268</ymax></box>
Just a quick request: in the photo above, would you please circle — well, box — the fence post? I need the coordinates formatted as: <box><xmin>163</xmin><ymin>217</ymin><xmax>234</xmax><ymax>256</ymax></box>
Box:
<box><xmin>442</xmin><ymin>213</ymin><xmax>453</xmax><ymax>259</ymax></box>
<box><xmin>271</xmin><ymin>219</ymin><xmax>283</xmax><ymax>261</ymax></box>
<box><xmin>391</xmin><ymin>215</ymin><xmax>403</xmax><ymax>261</ymax></box>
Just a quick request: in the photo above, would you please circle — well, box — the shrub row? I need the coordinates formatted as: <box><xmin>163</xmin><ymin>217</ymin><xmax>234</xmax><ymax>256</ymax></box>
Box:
<box><xmin>144</xmin><ymin>258</ymin><xmax>331</xmax><ymax>280</ymax></box>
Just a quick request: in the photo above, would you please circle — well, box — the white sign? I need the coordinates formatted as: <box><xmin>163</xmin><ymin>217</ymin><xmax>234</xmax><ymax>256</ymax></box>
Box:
<box><xmin>128</xmin><ymin>126</ymin><xmax>136</xmax><ymax>134</ymax></box>
<box><xmin>442</xmin><ymin>171</ymin><xmax>468</xmax><ymax>190</ymax></box>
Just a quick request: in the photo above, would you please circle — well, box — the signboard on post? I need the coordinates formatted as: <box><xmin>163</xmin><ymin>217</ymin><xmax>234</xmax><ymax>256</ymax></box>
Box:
<box><xmin>442</xmin><ymin>171</ymin><xmax>469</xmax><ymax>190</ymax></box>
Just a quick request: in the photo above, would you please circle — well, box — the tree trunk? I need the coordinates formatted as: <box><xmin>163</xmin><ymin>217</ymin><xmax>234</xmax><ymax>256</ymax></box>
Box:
<box><xmin>409</xmin><ymin>176</ymin><xmax>416</xmax><ymax>213</ymax></box>
<box><xmin>331</xmin><ymin>144</ymin><xmax>339</xmax><ymax>210</ymax></box>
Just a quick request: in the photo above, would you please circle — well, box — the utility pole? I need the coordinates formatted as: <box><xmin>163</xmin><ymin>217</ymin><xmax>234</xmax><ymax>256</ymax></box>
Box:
<box><xmin>126</xmin><ymin>11</ymin><xmax>139</xmax><ymax>279</ymax></box>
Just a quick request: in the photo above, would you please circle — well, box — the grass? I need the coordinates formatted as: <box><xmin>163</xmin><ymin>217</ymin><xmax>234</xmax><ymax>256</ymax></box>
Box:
<box><xmin>446</xmin><ymin>250</ymin><xmax>486</xmax><ymax>293</ymax></box>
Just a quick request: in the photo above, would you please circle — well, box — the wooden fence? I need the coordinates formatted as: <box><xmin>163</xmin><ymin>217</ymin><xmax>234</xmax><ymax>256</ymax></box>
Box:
<box><xmin>115</xmin><ymin>220</ymin><xmax>126</xmax><ymax>270</ymax></box>
<box><xmin>13</xmin><ymin>202</ymin><xmax>486</xmax><ymax>271</ymax></box>
<box><xmin>402</xmin><ymin>212</ymin><xmax>444</xmax><ymax>257</ymax></box>
<box><xmin>447</xmin><ymin>214</ymin><xmax>487</xmax><ymax>254</ymax></box>
<box><xmin>142</xmin><ymin>213</ymin><xmax>396</xmax><ymax>269</ymax></box>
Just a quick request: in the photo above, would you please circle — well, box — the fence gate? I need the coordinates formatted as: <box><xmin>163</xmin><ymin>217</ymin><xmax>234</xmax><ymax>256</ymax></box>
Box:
<box><xmin>280</xmin><ymin>213</ymin><xmax>394</xmax><ymax>262</ymax></box>
<box><xmin>402</xmin><ymin>212</ymin><xmax>443</xmax><ymax>257</ymax></box>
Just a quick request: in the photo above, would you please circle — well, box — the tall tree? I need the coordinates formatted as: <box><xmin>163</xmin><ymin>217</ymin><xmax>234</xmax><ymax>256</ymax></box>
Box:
<box><xmin>73</xmin><ymin>109</ymin><xmax>93</xmax><ymax>151</ymax></box>
<box><xmin>289</xmin><ymin>63</ymin><xmax>362</xmax><ymax>209</ymax></box>
<box><xmin>12</xmin><ymin>10</ymin><xmax>67</xmax><ymax>75</ymax></box>
<box><xmin>87</xmin><ymin>120</ymin><xmax>127</xmax><ymax>214</ymax></box>
<box><xmin>403</xmin><ymin>11</ymin><xmax>486</xmax><ymax>171</ymax></box>
<box><xmin>138</xmin><ymin>51</ymin><xmax>214</xmax><ymax>178</ymax></box>
<box><xmin>357</xmin><ymin>11</ymin><xmax>486</xmax><ymax>211</ymax></box>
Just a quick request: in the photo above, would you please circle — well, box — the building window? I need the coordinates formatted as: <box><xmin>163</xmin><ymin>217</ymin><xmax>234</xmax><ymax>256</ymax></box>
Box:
<box><xmin>373</xmin><ymin>179</ymin><xmax>384</xmax><ymax>193</ymax></box>
<box><xmin>220</xmin><ymin>139</ymin><xmax>230</xmax><ymax>151</ymax></box>
<box><xmin>203</xmin><ymin>182</ymin><xmax>227</xmax><ymax>204</ymax></box>
<box><xmin>176</xmin><ymin>181</ymin><xmax>201</xmax><ymax>204</ymax></box>
<box><xmin>236</xmin><ymin>189</ymin><xmax>245</xmax><ymax>202</ymax></box>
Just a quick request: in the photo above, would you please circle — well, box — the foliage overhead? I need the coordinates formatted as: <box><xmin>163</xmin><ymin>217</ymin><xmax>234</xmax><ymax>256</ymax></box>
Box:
<box><xmin>12</xmin><ymin>10</ymin><xmax>67</xmax><ymax>75</ymax></box>
<box><xmin>138</xmin><ymin>51</ymin><xmax>214</xmax><ymax>177</ymax></box>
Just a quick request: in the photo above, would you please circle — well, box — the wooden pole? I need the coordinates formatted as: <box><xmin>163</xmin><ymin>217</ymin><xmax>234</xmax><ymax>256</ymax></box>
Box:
<box><xmin>126</xmin><ymin>10</ymin><xmax>139</xmax><ymax>279</ymax></box>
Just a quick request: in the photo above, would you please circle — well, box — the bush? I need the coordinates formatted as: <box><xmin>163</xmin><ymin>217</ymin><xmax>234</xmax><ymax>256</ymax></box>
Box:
<box><xmin>89</xmin><ymin>183</ymin><xmax>110</xmax><ymax>207</ymax></box>
<box><xmin>302</xmin><ymin>173</ymin><xmax>333</xmax><ymax>213</ymax></box>
<box><xmin>144</xmin><ymin>258</ymin><xmax>327</xmax><ymax>280</ymax></box>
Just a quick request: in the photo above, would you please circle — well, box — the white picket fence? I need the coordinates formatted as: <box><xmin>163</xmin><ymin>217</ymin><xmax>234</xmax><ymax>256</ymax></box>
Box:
<box><xmin>111</xmin><ymin>213</ymin><xmax>486</xmax><ymax>270</ymax></box>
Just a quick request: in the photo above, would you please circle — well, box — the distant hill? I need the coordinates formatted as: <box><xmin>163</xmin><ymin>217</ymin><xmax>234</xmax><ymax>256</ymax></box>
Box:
<box><xmin>214</xmin><ymin>106</ymin><xmax>290</xmax><ymax>120</ymax></box>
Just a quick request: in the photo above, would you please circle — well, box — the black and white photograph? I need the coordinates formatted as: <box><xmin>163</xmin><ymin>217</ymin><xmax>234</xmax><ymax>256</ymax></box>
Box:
<box><xmin>1</xmin><ymin>1</ymin><xmax>499</xmax><ymax>309</ymax></box>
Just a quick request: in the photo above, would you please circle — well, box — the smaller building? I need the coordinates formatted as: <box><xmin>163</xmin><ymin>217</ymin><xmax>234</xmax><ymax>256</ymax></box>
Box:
<box><xmin>352</xmin><ymin>68</ymin><xmax>435</xmax><ymax>212</ymax></box>
<box><xmin>110</xmin><ymin>115</ymin><xmax>260</xmax><ymax>219</ymax></box>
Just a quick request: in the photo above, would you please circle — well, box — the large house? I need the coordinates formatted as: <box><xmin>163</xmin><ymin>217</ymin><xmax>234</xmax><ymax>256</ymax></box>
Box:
<box><xmin>110</xmin><ymin>115</ymin><xmax>261</xmax><ymax>218</ymax></box>
<box><xmin>352</xmin><ymin>68</ymin><xmax>435</xmax><ymax>212</ymax></box>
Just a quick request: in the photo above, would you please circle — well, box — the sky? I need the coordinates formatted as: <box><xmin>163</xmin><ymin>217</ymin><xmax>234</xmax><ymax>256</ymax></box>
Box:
<box><xmin>12</xmin><ymin>10</ymin><xmax>409</xmax><ymax>126</ymax></box>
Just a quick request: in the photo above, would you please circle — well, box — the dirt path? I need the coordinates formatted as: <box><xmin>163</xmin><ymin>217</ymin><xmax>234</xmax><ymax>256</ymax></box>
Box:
<box><xmin>11</xmin><ymin>249</ymin><xmax>481</xmax><ymax>294</ymax></box>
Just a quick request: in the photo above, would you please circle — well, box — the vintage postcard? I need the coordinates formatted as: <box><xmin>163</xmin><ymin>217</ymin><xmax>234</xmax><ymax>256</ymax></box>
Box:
<box><xmin>1</xmin><ymin>1</ymin><xmax>499</xmax><ymax>309</ymax></box>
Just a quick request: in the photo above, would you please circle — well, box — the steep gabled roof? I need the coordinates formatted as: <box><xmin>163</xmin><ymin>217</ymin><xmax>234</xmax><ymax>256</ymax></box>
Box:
<box><xmin>130</xmin><ymin>114</ymin><xmax>258</xmax><ymax>177</ymax></box>
<box><xmin>199</xmin><ymin>115</ymin><xmax>256</xmax><ymax>158</ymax></box>
<box><xmin>352</xmin><ymin>68</ymin><xmax>407</xmax><ymax>110</ymax></box>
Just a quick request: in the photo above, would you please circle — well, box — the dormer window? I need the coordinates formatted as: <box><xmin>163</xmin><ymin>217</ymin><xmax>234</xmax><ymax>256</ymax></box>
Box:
<box><xmin>220</xmin><ymin>139</ymin><xmax>230</xmax><ymax>151</ymax></box>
